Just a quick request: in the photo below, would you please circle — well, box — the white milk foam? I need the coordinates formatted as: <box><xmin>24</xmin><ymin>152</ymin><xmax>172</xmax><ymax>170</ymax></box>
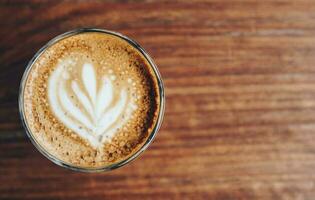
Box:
<box><xmin>48</xmin><ymin>60</ymin><xmax>137</xmax><ymax>148</ymax></box>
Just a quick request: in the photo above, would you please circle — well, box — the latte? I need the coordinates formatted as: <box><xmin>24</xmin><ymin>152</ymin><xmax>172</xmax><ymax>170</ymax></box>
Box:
<box><xmin>20</xmin><ymin>30</ymin><xmax>163</xmax><ymax>169</ymax></box>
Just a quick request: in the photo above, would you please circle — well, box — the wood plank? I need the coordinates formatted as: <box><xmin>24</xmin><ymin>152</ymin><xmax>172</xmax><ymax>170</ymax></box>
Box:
<box><xmin>1</xmin><ymin>0</ymin><xmax>315</xmax><ymax>199</ymax></box>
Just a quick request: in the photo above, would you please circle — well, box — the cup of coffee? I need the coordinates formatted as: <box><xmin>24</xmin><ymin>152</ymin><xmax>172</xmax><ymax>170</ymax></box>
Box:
<box><xmin>19</xmin><ymin>28</ymin><xmax>165</xmax><ymax>172</ymax></box>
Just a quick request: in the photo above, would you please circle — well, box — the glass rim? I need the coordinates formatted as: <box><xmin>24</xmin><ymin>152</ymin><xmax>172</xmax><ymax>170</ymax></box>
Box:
<box><xmin>18</xmin><ymin>28</ymin><xmax>165</xmax><ymax>172</ymax></box>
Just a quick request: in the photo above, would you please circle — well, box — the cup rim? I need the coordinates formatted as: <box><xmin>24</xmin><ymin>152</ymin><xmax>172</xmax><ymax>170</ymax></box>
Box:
<box><xmin>18</xmin><ymin>28</ymin><xmax>165</xmax><ymax>172</ymax></box>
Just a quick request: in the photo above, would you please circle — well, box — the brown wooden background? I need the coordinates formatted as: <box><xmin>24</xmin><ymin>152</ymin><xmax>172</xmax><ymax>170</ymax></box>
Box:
<box><xmin>1</xmin><ymin>0</ymin><xmax>315</xmax><ymax>199</ymax></box>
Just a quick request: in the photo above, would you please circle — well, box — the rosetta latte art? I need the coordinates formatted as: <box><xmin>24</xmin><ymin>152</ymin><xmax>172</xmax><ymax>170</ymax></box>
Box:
<box><xmin>48</xmin><ymin>61</ymin><xmax>136</xmax><ymax>148</ymax></box>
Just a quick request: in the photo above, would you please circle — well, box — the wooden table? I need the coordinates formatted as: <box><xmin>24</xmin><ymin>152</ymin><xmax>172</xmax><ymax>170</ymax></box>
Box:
<box><xmin>1</xmin><ymin>1</ymin><xmax>315</xmax><ymax>199</ymax></box>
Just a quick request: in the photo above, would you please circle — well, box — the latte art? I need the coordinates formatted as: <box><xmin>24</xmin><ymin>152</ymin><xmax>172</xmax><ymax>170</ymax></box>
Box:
<box><xmin>22</xmin><ymin>31</ymin><xmax>161</xmax><ymax>168</ymax></box>
<box><xmin>48</xmin><ymin>61</ymin><xmax>136</xmax><ymax>148</ymax></box>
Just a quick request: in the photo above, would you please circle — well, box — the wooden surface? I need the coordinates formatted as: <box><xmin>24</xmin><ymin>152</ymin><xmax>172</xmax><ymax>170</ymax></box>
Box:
<box><xmin>1</xmin><ymin>0</ymin><xmax>315</xmax><ymax>199</ymax></box>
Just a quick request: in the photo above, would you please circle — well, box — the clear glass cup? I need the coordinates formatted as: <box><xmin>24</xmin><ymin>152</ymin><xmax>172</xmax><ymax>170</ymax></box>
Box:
<box><xmin>18</xmin><ymin>28</ymin><xmax>165</xmax><ymax>172</ymax></box>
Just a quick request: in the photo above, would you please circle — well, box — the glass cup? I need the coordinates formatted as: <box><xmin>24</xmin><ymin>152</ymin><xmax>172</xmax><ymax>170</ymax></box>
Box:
<box><xmin>18</xmin><ymin>28</ymin><xmax>165</xmax><ymax>172</ymax></box>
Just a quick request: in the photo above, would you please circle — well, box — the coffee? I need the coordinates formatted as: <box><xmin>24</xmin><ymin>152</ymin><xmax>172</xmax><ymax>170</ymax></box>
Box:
<box><xmin>21</xmin><ymin>31</ymin><xmax>162</xmax><ymax>169</ymax></box>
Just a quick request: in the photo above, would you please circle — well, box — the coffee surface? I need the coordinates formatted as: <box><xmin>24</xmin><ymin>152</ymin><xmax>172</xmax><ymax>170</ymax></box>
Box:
<box><xmin>23</xmin><ymin>32</ymin><xmax>160</xmax><ymax>168</ymax></box>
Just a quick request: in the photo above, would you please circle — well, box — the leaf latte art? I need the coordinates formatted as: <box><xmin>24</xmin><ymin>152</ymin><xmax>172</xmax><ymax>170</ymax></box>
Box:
<box><xmin>48</xmin><ymin>61</ymin><xmax>137</xmax><ymax>148</ymax></box>
<box><xmin>22</xmin><ymin>32</ymin><xmax>161</xmax><ymax>168</ymax></box>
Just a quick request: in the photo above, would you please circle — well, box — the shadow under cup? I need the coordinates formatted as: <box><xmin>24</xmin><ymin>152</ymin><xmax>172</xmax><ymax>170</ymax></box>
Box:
<box><xmin>18</xmin><ymin>28</ymin><xmax>165</xmax><ymax>172</ymax></box>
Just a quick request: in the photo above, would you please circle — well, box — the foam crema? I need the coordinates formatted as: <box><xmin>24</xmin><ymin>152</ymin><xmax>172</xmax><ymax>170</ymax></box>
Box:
<box><xmin>22</xmin><ymin>32</ymin><xmax>160</xmax><ymax>168</ymax></box>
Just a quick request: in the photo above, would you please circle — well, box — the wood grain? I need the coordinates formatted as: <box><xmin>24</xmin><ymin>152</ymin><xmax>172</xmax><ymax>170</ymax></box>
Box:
<box><xmin>1</xmin><ymin>0</ymin><xmax>315</xmax><ymax>199</ymax></box>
